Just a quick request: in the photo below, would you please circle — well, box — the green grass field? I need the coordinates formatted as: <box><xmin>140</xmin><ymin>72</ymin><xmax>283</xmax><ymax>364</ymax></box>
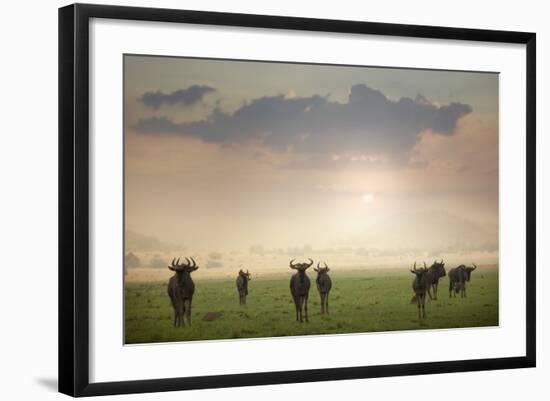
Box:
<box><xmin>124</xmin><ymin>267</ymin><xmax>498</xmax><ymax>344</ymax></box>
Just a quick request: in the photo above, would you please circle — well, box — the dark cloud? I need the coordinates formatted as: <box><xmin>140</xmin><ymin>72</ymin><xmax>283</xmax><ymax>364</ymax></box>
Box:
<box><xmin>140</xmin><ymin>85</ymin><xmax>215</xmax><ymax>109</ymax></box>
<box><xmin>135</xmin><ymin>84</ymin><xmax>472</xmax><ymax>164</ymax></box>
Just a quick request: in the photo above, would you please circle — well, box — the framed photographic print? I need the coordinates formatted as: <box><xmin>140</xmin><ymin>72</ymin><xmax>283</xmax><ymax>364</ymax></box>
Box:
<box><xmin>58</xmin><ymin>3</ymin><xmax>536</xmax><ymax>397</ymax></box>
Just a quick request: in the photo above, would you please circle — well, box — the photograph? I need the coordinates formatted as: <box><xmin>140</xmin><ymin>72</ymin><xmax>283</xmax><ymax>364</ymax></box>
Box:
<box><xmin>123</xmin><ymin>55</ymin><xmax>499</xmax><ymax>344</ymax></box>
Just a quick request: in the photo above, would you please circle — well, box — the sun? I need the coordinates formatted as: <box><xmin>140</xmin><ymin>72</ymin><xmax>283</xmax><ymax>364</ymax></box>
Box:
<box><xmin>362</xmin><ymin>193</ymin><xmax>375</xmax><ymax>203</ymax></box>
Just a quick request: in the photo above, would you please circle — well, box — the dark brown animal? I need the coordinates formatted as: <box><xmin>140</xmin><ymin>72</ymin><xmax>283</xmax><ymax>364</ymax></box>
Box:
<box><xmin>314</xmin><ymin>262</ymin><xmax>332</xmax><ymax>315</ymax></box>
<box><xmin>289</xmin><ymin>258</ymin><xmax>313</xmax><ymax>322</ymax></box>
<box><xmin>167</xmin><ymin>257</ymin><xmax>199</xmax><ymax>327</ymax></box>
<box><xmin>425</xmin><ymin>259</ymin><xmax>446</xmax><ymax>300</ymax></box>
<box><xmin>236</xmin><ymin>269</ymin><xmax>251</xmax><ymax>305</ymax></box>
<box><xmin>410</xmin><ymin>262</ymin><xmax>429</xmax><ymax>320</ymax></box>
<box><xmin>448</xmin><ymin>263</ymin><xmax>477</xmax><ymax>298</ymax></box>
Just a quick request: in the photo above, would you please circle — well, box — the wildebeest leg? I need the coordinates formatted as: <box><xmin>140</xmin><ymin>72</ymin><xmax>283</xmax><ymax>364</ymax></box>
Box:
<box><xmin>304</xmin><ymin>294</ymin><xmax>309</xmax><ymax>322</ymax></box>
<box><xmin>186</xmin><ymin>299</ymin><xmax>192</xmax><ymax>325</ymax></box>
<box><xmin>427</xmin><ymin>286</ymin><xmax>433</xmax><ymax>301</ymax></box>
<box><xmin>433</xmin><ymin>282</ymin><xmax>438</xmax><ymax>300</ymax></box>
<box><xmin>422</xmin><ymin>295</ymin><xmax>426</xmax><ymax>319</ymax></box>
<box><xmin>181</xmin><ymin>301</ymin><xmax>187</xmax><ymax>326</ymax></box>
<box><xmin>181</xmin><ymin>299</ymin><xmax>189</xmax><ymax>326</ymax></box>
<box><xmin>175</xmin><ymin>301</ymin><xmax>183</xmax><ymax>327</ymax></box>
<box><xmin>326</xmin><ymin>293</ymin><xmax>329</xmax><ymax>315</ymax></box>
<box><xmin>449</xmin><ymin>281</ymin><xmax>453</xmax><ymax>298</ymax></box>
<box><xmin>320</xmin><ymin>293</ymin><xmax>324</xmax><ymax>314</ymax></box>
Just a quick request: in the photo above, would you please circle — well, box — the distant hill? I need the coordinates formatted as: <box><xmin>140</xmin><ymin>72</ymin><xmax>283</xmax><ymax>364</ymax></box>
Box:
<box><xmin>350</xmin><ymin>210</ymin><xmax>498</xmax><ymax>254</ymax></box>
<box><xmin>125</xmin><ymin>230</ymin><xmax>183</xmax><ymax>252</ymax></box>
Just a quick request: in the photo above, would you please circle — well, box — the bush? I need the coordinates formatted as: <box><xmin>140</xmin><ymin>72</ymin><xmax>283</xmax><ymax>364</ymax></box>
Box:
<box><xmin>208</xmin><ymin>252</ymin><xmax>223</xmax><ymax>260</ymax></box>
<box><xmin>206</xmin><ymin>260</ymin><xmax>223</xmax><ymax>269</ymax></box>
<box><xmin>149</xmin><ymin>254</ymin><xmax>166</xmax><ymax>268</ymax></box>
<box><xmin>125</xmin><ymin>252</ymin><xmax>141</xmax><ymax>269</ymax></box>
<box><xmin>249</xmin><ymin>245</ymin><xmax>265</xmax><ymax>256</ymax></box>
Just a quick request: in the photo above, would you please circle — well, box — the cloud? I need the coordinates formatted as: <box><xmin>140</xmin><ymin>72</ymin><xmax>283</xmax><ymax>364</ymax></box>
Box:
<box><xmin>135</xmin><ymin>84</ymin><xmax>471</xmax><ymax>164</ymax></box>
<box><xmin>140</xmin><ymin>85</ymin><xmax>215</xmax><ymax>109</ymax></box>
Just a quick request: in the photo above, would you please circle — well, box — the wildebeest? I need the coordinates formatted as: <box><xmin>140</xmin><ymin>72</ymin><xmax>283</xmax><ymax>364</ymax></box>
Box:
<box><xmin>314</xmin><ymin>262</ymin><xmax>332</xmax><ymax>315</ymax></box>
<box><xmin>167</xmin><ymin>257</ymin><xmax>199</xmax><ymax>327</ymax></box>
<box><xmin>410</xmin><ymin>262</ymin><xmax>429</xmax><ymax>320</ymax></box>
<box><xmin>425</xmin><ymin>259</ymin><xmax>446</xmax><ymax>300</ymax></box>
<box><xmin>236</xmin><ymin>269</ymin><xmax>251</xmax><ymax>305</ymax></box>
<box><xmin>448</xmin><ymin>263</ymin><xmax>477</xmax><ymax>298</ymax></box>
<box><xmin>289</xmin><ymin>258</ymin><xmax>313</xmax><ymax>322</ymax></box>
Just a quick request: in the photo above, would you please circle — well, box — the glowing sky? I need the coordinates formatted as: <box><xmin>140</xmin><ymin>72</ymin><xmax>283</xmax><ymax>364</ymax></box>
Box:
<box><xmin>124</xmin><ymin>55</ymin><xmax>498</xmax><ymax>256</ymax></box>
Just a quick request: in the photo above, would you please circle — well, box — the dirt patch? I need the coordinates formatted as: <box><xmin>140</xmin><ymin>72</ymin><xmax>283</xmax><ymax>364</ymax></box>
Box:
<box><xmin>202</xmin><ymin>312</ymin><xmax>223</xmax><ymax>321</ymax></box>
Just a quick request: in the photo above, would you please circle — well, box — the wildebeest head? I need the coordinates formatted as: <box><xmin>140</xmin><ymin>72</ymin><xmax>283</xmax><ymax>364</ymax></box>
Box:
<box><xmin>314</xmin><ymin>262</ymin><xmax>330</xmax><ymax>276</ymax></box>
<box><xmin>410</xmin><ymin>262</ymin><xmax>428</xmax><ymax>279</ymax></box>
<box><xmin>290</xmin><ymin>258</ymin><xmax>313</xmax><ymax>271</ymax></box>
<box><xmin>431</xmin><ymin>259</ymin><xmax>446</xmax><ymax>278</ymax></box>
<box><xmin>461</xmin><ymin>263</ymin><xmax>477</xmax><ymax>281</ymax></box>
<box><xmin>238</xmin><ymin>269</ymin><xmax>251</xmax><ymax>281</ymax></box>
<box><xmin>168</xmin><ymin>257</ymin><xmax>199</xmax><ymax>282</ymax></box>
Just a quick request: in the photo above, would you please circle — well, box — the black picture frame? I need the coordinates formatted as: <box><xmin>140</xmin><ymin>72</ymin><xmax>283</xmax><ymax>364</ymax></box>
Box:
<box><xmin>58</xmin><ymin>3</ymin><xmax>536</xmax><ymax>397</ymax></box>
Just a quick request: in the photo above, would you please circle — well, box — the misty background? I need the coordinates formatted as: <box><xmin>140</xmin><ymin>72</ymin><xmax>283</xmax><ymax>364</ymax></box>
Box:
<box><xmin>124</xmin><ymin>56</ymin><xmax>498</xmax><ymax>276</ymax></box>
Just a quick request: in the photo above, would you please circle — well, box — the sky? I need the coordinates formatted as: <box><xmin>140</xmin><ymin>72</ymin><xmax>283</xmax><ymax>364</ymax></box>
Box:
<box><xmin>124</xmin><ymin>55</ymin><xmax>499</xmax><ymax>260</ymax></box>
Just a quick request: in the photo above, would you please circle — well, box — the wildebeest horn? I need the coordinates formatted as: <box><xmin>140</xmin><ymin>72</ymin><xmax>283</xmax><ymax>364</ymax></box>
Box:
<box><xmin>183</xmin><ymin>257</ymin><xmax>190</xmax><ymax>267</ymax></box>
<box><xmin>289</xmin><ymin>259</ymin><xmax>297</xmax><ymax>269</ymax></box>
<box><xmin>317</xmin><ymin>262</ymin><xmax>321</xmax><ymax>269</ymax></box>
<box><xmin>171</xmin><ymin>258</ymin><xmax>176</xmax><ymax>266</ymax></box>
<box><xmin>324</xmin><ymin>262</ymin><xmax>328</xmax><ymax>269</ymax></box>
<box><xmin>306</xmin><ymin>258</ymin><xmax>313</xmax><ymax>267</ymax></box>
<box><xmin>472</xmin><ymin>263</ymin><xmax>477</xmax><ymax>270</ymax></box>
<box><xmin>441</xmin><ymin>259</ymin><xmax>444</xmax><ymax>263</ymax></box>
<box><xmin>413</xmin><ymin>261</ymin><xmax>417</xmax><ymax>270</ymax></box>
<box><xmin>190</xmin><ymin>257</ymin><xmax>197</xmax><ymax>269</ymax></box>
<box><xmin>423</xmin><ymin>262</ymin><xmax>427</xmax><ymax>269</ymax></box>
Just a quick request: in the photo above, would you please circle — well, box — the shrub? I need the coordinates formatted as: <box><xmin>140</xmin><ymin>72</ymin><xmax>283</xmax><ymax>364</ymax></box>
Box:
<box><xmin>149</xmin><ymin>254</ymin><xmax>166</xmax><ymax>268</ymax></box>
<box><xmin>125</xmin><ymin>252</ymin><xmax>141</xmax><ymax>269</ymax></box>
<box><xmin>208</xmin><ymin>252</ymin><xmax>223</xmax><ymax>260</ymax></box>
<box><xmin>206</xmin><ymin>260</ymin><xmax>223</xmax><ymax>269</ymax></box>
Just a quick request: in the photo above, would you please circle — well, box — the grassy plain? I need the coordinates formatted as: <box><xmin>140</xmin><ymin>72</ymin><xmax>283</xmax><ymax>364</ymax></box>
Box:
<box><xmin>124</xmin><ymin>266</ymin><xmax>498</xmax><ymax>344</ymax></box>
